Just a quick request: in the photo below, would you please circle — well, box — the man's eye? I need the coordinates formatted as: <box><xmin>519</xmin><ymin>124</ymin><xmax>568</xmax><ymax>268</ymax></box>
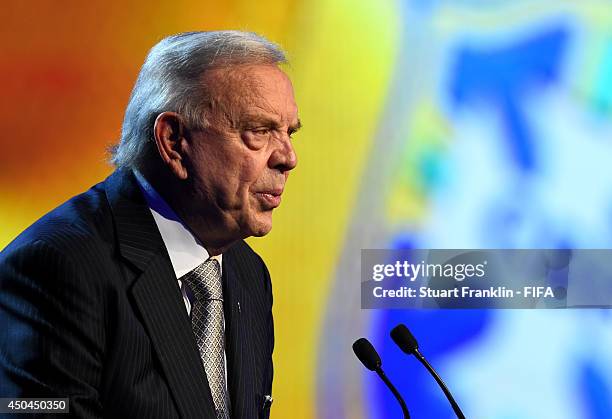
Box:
<box><xmin>252</xmin><ymin>128</ymin><xmax>271</xmax><ymax>135</ymax></box>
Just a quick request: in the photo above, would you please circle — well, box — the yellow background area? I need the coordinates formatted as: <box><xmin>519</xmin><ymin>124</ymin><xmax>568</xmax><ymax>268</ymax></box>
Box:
<box><xmin>0</xmin><ymin>1</ymin><xmax>398</xmax><ymax>417</ymax></box>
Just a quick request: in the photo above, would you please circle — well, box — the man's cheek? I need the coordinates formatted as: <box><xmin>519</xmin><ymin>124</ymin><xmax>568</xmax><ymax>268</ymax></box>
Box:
<box><xmin>239</xmin><ymin>167</ymin><xmax>260</xmax><ymax>184</ymax></box>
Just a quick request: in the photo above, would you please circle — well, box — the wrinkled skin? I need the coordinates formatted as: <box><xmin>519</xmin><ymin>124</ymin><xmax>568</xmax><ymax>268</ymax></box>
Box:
<box><xmin>152</xmin><ymin>64</ymin><xmax>300</xmax><ymax>255</ymax></box>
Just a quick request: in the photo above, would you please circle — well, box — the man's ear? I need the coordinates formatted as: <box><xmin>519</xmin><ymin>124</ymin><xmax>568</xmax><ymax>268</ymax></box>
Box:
<box><xmin>153</xmin><ymin>112</ymin><xmax>188</xmax><ymax>180</ymax></box>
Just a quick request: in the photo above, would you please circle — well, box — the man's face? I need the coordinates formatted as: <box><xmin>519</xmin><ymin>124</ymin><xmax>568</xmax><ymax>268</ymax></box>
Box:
<box><xmin>182</xmin><ymin>64</ymin><xmax>299</xmax><ymax>242</ymax></box>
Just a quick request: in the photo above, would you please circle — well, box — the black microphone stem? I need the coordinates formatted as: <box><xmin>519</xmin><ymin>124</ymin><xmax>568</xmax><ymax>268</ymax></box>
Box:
<box><xmin>375</xmin><ymin>368</ymin><xmax>410</xmax><ymax>419</ymax></box>
<box><xmin>414</xmin><ymin>350</ymin><xmax>465</xmax><ymax>419</ymax></box>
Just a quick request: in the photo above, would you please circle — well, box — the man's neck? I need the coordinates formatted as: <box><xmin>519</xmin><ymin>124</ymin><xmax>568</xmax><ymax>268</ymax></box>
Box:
<box><xmin>135</xmin><ymin>167</ymin><xmax>239</xmax><ymax>255</ymax></box>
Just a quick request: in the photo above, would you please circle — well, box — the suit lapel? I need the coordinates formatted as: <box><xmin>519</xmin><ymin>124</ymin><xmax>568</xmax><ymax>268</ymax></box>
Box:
<box><xmin>105</xmin><ymin>169</ymin><xmax>216</xmax><ymax>419</ymax></box>
<box><xmin>223</xmin><ymin>251</ymin><xmax>258</xmax><ymax>418</ymax></box>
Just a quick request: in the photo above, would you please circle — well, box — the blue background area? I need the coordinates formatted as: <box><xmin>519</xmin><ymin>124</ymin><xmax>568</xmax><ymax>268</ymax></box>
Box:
<box><xmin>358</xmin><ymin>1</ymin><xmax>612</xmax><ymax>417</ymax></box>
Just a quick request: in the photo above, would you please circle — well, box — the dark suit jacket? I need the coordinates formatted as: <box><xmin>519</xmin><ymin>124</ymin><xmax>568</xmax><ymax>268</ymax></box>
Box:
<box><xmin>0</xmin><ymin>169</ymin><xmax>274</xmax><ymax>418</ymax></box>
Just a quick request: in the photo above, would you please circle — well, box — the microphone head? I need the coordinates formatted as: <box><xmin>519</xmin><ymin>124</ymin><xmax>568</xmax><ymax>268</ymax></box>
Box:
<box><xmin>391</xmin><ymin>324</ymin><xmax>419</xmax><ymax>355</ymax></box>
<box><xmin>352</xmin><ymin>338</ymin><xmax>382</xmax><ymax>371</ymax></box>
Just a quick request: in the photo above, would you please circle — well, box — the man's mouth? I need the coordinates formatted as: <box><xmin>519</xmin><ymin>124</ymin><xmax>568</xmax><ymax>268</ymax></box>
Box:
<box><xmin>254</xmin><ymin>189</ymin><xmax>283</xmax><ymax>209</ymax></box>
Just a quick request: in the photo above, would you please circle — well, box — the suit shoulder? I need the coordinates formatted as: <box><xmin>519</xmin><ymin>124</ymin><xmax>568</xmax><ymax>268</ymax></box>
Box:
<box><xmin>2</xmin><ymin>181</ymin><xmax>113</xmax><ymax>257</ymax></box>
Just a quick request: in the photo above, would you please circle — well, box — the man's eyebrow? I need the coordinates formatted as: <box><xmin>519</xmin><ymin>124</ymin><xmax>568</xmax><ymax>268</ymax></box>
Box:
<box><xmin>240</xmin><ymin>115</ymin><xmax>279</xmax><ymax>127</ymax></box>
<box><xmin>289</xmin><ymin>119</ymin><xmax>302</xmax><ymax>134</ymax></box>
<box><xmin>290</xmin><ymin>119</ymin><xmax>302</xmax><ymax>132</ymax></box>
<box><xmin>241</xmin><ymin>115</ymin><xmax>302</xmax><ymax>132</ymax></box>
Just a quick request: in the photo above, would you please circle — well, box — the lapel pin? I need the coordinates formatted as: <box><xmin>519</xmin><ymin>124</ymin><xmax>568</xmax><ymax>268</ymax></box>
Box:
<box><xmin>237</xmin><ymin>301</ymin><xmax>241</xmax><ymax>313</ymax></box>
<box><xmin>262</xmin><ymin>394</ymin><xmax>273</xmax><ymax>410</ymax></box>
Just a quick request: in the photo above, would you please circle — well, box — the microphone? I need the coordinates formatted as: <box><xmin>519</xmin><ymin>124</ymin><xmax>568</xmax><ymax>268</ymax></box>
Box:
<box><xmin>352</xmin><ymin>338</ymin><xmax>411</xmax><ymax>419</ymax></box>
<box><xmin>391</xmin><ymin>324</ymin><xmax>466</xmax><ymax>419</ymax></box>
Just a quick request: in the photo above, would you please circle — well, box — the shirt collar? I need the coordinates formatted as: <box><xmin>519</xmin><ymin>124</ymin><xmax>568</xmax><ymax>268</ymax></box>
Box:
<box><xmin>133</xmin><ymin>170</ymin><xmax>222</xmax><ymax>279</ymax></box>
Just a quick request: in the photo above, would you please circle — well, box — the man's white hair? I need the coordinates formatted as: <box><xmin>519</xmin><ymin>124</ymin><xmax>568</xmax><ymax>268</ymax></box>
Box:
<box><xmin>110</xmin><ymin>31</ymin><xmax>287</xmax><ymax>169</ymax></box>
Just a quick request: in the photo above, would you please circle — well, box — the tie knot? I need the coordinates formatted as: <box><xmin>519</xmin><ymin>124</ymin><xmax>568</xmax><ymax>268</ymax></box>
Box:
<box><xmin>181</xmin><ymin>258</ymin><xmax>223</xmax><ymax>301</ymax></box>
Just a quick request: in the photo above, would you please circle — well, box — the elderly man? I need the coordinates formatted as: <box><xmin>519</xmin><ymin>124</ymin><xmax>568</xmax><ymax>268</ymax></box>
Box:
<box><xmin>0</xmin><ymin>31</ymin><xmax>299</xmax><ymax>419</ymax></box>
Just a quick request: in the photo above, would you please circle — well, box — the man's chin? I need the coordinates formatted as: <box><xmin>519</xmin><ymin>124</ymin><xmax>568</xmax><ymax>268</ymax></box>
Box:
<box><xmin>250</xmin><ymin>229</ymin><xmax>271</xmax><ymax>238</ymax></box>
<box><xmin>250</xmin><ymin>223</ymin><xmax>273</xmax><ymax>237</ymax></box>
<box><xmin>246</xmin><ymin>214</ymin><xmax>273</xmax><ymax>237</ymax></box>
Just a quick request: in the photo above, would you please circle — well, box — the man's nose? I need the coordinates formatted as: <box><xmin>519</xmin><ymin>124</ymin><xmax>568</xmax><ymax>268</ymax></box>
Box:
<box><xmin>269</xmin><ymin>134</ymin><xmax>297</xmax><ymax>173</ymax></box>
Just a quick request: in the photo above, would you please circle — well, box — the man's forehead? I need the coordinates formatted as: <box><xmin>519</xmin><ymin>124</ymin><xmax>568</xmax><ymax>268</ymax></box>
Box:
<box><xmin>201</xmin><ymin>63</ymin><xmax>291</xmax><ymax>91</ymax></box>
<box><xmin>201</xmin><ymin>64</ymin><xmax>297</xmax><ymax>122</ymax></box>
